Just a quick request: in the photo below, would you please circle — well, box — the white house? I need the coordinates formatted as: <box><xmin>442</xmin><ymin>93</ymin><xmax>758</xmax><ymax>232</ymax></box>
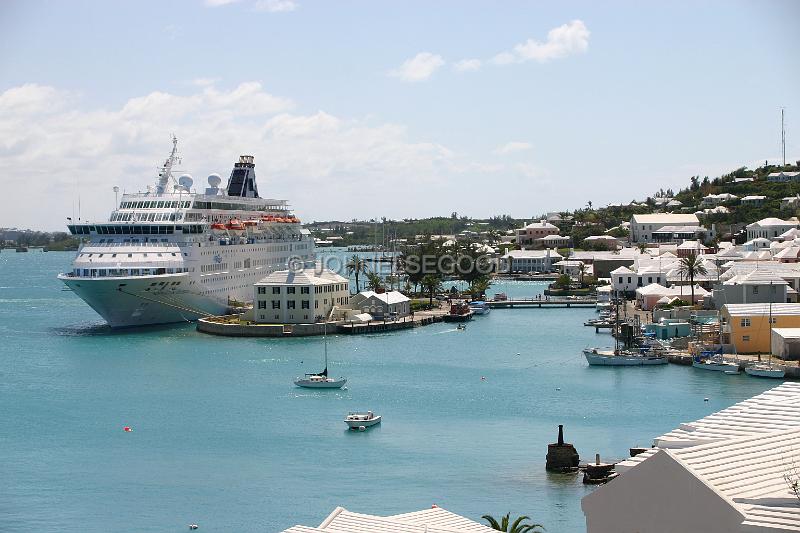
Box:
<box><xmin>611</xmin><ymin>265</ymin><xmax>667</xmax><ymax>296</ymax></box>
<box><xmin>254</xmin><ymin>268</ymin><xmax>350</xmax><ymax>324</ymax></box>
<box><xmin>746</xmin><ymin>217</ymin><xmax>799</xmax><ymax>240</ymax></box>
<box><xmin>582</xmin><ymin>382</ymin><xmax>800</xmax><ymax>533</ymax></box>
<box><xmin>767</xmin><ymin>170</ymin><xmax>800</xmax><ymax>182</ymax></box>
<box><xmin>629</xmin><ymin>214</ymin><xmax>700</xmax><ymax>243</ymax></box>
<box><xmin>282</xmin><ymin>505</ymin><xmax>497</xmax><ymax>533</ymax></box>
<box><xmin>501</xmin><ymin>249</ymin><xmax>562</xmax><ymax>273</ymax></box>
<box><xmin>701</xmin><ymin>192</ymin><xmax>737</xmax><ymax>206</ymax></box>
<box><xmin>349</xmin><ymin>290</ymin><xmax>410</xmax><ymax>319</ymax></box>
<box><xmin>740</xmin><ymin>195</ymin><xmax>766</xmax><ymax>206</ymax></box>
<box><xmin>781</xmin><ymin>195</ymin><xmax>800</xmax><ymax>210</ymax></box>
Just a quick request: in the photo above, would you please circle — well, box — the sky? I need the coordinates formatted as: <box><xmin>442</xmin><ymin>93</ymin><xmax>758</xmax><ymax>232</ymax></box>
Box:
<box><xmin>1</xmin><ymin>0</ymin><xmax>799</xmax><ymax>231</ymax></box>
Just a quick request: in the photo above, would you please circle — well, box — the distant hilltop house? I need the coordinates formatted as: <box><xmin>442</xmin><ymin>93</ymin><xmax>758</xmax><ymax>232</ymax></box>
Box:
<box><xmin>767</xmin><ymin>170</ymin><xmax>800</xmax><ymax>182</ymax></box>
<box><xmin>629</xmin><ymin>213</ymin><xmax>701</xmax><ymax>244</ymax></box>
<box><xmin>515</xmin><ymin>220</ymin><xmax>561</xmax><ymax>249</ymax></box>
<box><xmin>739</xmin><ymin>195</ymin><xmax>766</xmax><ymax>206</ymax></box>
<box><xmin>781</xmin><ymin>195</ymin><xmax>800</xmax><ymax>210</ymax></box>
<box><xmin>701</xmin><ymin>193</ymin><xmax>737</xmax><ymax>206</ymax></box>
<box><xmin>745</xmin><ymin>217</ymin><xmax>799</xmax><ymax>240</ymax></box>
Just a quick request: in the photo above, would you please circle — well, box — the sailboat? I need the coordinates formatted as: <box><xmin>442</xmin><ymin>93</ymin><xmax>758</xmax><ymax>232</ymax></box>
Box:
<box><xmin>583</xmin><ymin>295</ymin><xmax>667</xmax><ymax>366</ymax></box>
<box><xmin>294</xmin><ymin>324</ymin><xmax>347</xmax><ymax>389</ymax></box>
<box><xmin>745</xmin><ymin>293</ymin><xmax>785</xmax><ymax>379</ymax></box>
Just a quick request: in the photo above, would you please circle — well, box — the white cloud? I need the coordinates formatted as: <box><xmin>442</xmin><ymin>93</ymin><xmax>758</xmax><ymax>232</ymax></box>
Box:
<box><xmin>492</xmin><ymin>20</ymin><xmax>590</xmax><ymax>65</ymax></box>
<box><xmin>0</xmin><ymin>82</ymin><xmax>488</xmax><ymax>229</ymax></box>
<box><xmin>190</xmin><ymin>77</ymin><xmax>221</xmax><ymax>87</ymax></box>
<box><xmin>453</xmin><ymin>59</ymin><xmax>481</xmax><ymax>73</ymax></box>
<box><xmin>253</xmin><ymin>0</ymin><xmax>297</xmax><ymax>12</ymax></box>
<box><xmin>205</xmin><ymin>0</ymin><xmax>240</xmax><ymax>6</ymax></box>
<box><xmin>494</xmin><ymin>141</ymin><xmax>532</xmax><ymax>155</ymax></box>
<box><xmin>389</xmin><ymin>52</ymin><xmax>445</xmax><ymax>82</ymax></box>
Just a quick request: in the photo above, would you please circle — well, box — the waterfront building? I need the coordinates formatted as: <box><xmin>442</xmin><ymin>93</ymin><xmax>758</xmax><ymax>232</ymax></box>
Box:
<box><xmin>710</xmin><ymin>271</ymin><xmax>792</xmax><ymax>309</ymax></box>
<box><xmin>611</xmin><ymin>265</ymin><xmax>667</xmax><ymax>297</ymax></box>
<box><xmin>348</xmin><ymin>290</ymin><xmax>410</xmax><ymax>319</ymax></box>
<box><xmin>635</xmin><ymin>283</ymin><xmax>708</xmax><ymax>310</ymax></box>
<box><xmin>746</xmin><ymin>217</ymin><xmax>799</xmax><ymax>240</ymax></box>
<box><xmin>282</xmin><ymin>505</ymin><xmax>496</xmax><ymax>532</ymax></box>
<box><xmin>553</xmin><ymin>259</ymin><xmax>586</xmax><ymax>279</ymax></box>
<box><xmin>501</xmin><ymin>249</ymin><xmax>562</xmax><ymax>273</ymax></box>
<box><xmin>767</xmin><ymin>170</ymin><xmax>800</xmax><ymax>182</ymax></box>
<box><xmin>771</xmin><ymin>328</ymin><xmax>800</xmax><ymax>360</ymax></box>
<box><xmin>253</xmin><ymin>268</ymin><xmax>349</xmax><ymax>324</ymax></box>
<box><xmin>629</xmin><ymin>214</ymin><xmax>700</xmax><ymax>243</ymax></box>
<box><xmin>515</xmin><ymin>220</ymin><xmax>560</xmax><ymax>248</ymax></box>
<box><xmin>720</xmin><ymin>302</ymin><xmax>800</xmax><ymax>353</ymax></box>
<box><xmin>569</xmin><ymin>248</ymin><xmax>638</xmax><ymax>278</ymax></box>
<box><xmin>582</xmin><ymin>382</ymin><xmax>800</xmax><ymax>533</ymax></box>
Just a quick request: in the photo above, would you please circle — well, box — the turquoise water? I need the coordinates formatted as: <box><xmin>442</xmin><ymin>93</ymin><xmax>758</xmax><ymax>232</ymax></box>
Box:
<box><xmin>0</xmin><ymin>250</ymin><xmax>779</xmax><ymax>533</ymax></box>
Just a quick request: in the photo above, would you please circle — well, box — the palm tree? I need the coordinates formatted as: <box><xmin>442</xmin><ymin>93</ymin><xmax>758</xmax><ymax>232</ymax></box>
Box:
<box><xmin>578</xmin><ymin>262</ymin><xmax>587</xmax><ymax>287</ymax></box>
<box><xmin>346</xmin><ymin>254</ymin><xmax>368</xmax><ymax>293</ymax></box>
<box><xmin>677</xmin><ymin>252</ymin><xmax>708</xmax><ymax>306</ymax></box>
<box><xmin>366</xmin><ymin>271</ymin><xmax>383</xmax><ymax>291</ymax></box>
<box><xmin>636</xmin><ymin>242</ymin><xmax>648</xmax><ymax>254</ymax></box>
<box><xmin>421</xmin><ymin>274</ymin><xmax>442</xmax><ymax>307</ymax></box>
<box><xmin>482</xmin><ymin>513</ymin><xmax>544</xmax><ymax>533</ymax></box>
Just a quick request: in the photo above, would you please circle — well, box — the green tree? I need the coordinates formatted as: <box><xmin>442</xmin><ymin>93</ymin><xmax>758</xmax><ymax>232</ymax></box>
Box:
<box><xmin>421</xmin><ymin>274</ymin><xmax>443</xmax><ymax>307</ymax></box>
<box><xmin>556</xmin><ymin>273</ymin><xmax>571</xmax><ymax>289</ymax></box>
<box><xmin>365</xmin><ymin>271</ymin><xmax>383</xmax><ymax>291</ymax></box>
<box><xmin>677</xmin><ymin>252</ymin><xmax>708</xmax><ymax>306</ymax></box>
<box><xmin>482</xmin><ymin>513</ymin><xmax>544</xmax><ymax>533</ymax></box>
<box><xmin>346</xmin><ymin>255</ymin><xmax>368</xmax><ymax>293</ymax></box>
<box><xmin>578</xmin><ymin>262</ymin><xmax>587</xmax><ymax>286</ymax></box>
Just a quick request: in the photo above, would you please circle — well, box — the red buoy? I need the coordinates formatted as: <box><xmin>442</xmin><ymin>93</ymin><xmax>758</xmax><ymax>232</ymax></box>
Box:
<box><xmin>123</xmin><ymin>426</ymin><xmax>132</xmax><ymax>432</ymax></box>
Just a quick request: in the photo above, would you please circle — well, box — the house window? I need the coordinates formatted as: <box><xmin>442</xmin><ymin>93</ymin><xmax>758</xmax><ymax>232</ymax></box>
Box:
<box><xmin>301</xmin><ymin>286</ymin><xmax>310</xmax><ymax>294</ymax></box>
<box><xmin>272</xmin><ymin>301</ymin><xmax>280</xmax><ymax>309</ymax></box>
<box><xmin>257</xmin><ymin>301</ymin><xmax>266</xmax><ymax>309</ymax></box>
<box><xmin>257</xmin><ymin>287</ymin><xmax>266</xmax><ymax>294</ymax></box>
<box><xmin>770</xmin><ymin>317</ymin><xmax>777</xmax><ymax>324</ymax></box>
<box><xmin>272</xmin><ymin>287</ymin><xmax>280</xmax><ymax>294</ymax></box>
<box><xmin>648</xmin><ymin>277</ymin><xmax>652</xmax><ymax>284</ymax></box>
<box><xmin>618</xmin><ymin>277</ymin><xmax>623</xmax><ymax>284</ymax></box>
<box><xmin>627</xmin><ymin>277</ymin><xmax>632</xmax><ymax>284</ymax></box>
<box><xmin>753</xmin><ymin>286</ymin><xmax>759</xmax><ymax>294</ymax></box>
<box><xmin>287</xmin><ymin>287</ymin><xmax>295</xmax><ymax>294</ymax></box>
<box><xmin>742</xmin><ymin>335</ymin><xmax>750</xmax><ymax>341</ymax></box>
<box><xmin>287</xmin><ymin>301</ymin><xmax>296</xmax><ymax>309</ymax></box>
<box><xmin>302</xmin><ymin>300</ymin><xmax>310</xmax><ymax>309</ymax></box>
<box><xmin>315</xmin><ymin>301</ymin><xmax>319</xmax><ymax>309</ymax></box>
<box><xmin>740</xmin><ymin>318</ymin><xmax>751</xmax><ymax>327</ymax></box>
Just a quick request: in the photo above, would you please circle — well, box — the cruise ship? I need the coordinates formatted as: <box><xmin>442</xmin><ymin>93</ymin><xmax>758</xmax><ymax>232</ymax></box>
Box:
<box><xmin>58</xmin><ymin>138</ymin><xmax>316</xmax><ymax>327</ymax></box>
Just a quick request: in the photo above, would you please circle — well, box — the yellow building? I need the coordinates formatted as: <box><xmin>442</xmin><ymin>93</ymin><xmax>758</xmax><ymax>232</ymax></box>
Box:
<box><xmin>721</xmin><ymin>303</ymin><xmax>800</xmax><ymax>354</ymax></box>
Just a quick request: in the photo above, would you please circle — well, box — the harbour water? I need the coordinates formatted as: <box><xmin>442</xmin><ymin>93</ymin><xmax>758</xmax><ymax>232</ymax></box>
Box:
<box><xmin>0</xmin><ymin>250</ymin><xmax>779</xmax><ymax>532</ymax></box>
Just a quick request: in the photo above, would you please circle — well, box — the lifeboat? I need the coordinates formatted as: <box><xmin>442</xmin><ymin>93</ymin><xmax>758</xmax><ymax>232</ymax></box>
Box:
<box><xmin>261</xmin><ymin>215</ymin><xmax>276</xmax><ymax>222</ymax></box>
<box><xmin>243</xmin><ymin>220</ymin><xmax>258</xmax><ymax>227</ymax></box>
<box><xmin>226</xmin><ymin>219</ymin><xmax>245</xmax><ymax>231</ymax></box>
<box><xmin>210</xmin><ymin>223</ymin><xmax>226</xmax><ymax>231</ymax></box>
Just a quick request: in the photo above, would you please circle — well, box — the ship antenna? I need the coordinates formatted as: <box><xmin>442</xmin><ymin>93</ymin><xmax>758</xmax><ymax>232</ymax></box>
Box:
<box><xmin>781</xmin><ymin>107</ymin><xmax>786</xmax><ymax>167</ymax></box>
<box><xmin>156</xmin><ymin>135</ymin><xmax>182</xmax><ymax>194</ymax></box>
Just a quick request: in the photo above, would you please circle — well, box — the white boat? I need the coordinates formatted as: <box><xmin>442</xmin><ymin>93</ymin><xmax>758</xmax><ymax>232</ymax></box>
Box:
<box><xmin>344</xmin><ymin>411</ymin><xmax>381</xmax><ymax>429</ymax></box>
<box><xmin>294</xmin><ymin>324</ymin><xmax>346</xmax><ymax>389</ymax></box>
<box><xmin>583</xmin><ymin>348</ymin><xmax>668</xmax><ymax>366</ymax></box>
<box><xmin>745</xmin><ymin>363</ymin><xmax>785</xmax><ymax>379</ymax></box>
<box><xmin>58</xmin><ymin>137</ymin><xmax>316</xmax><ymax>327</ymax></box>
<box><xmin>468</xmin><ymin>301</ymin><xmax>491</xmax><ymax>315</ymax></box>
<box><xmin>692</xmin><ymin>356</ymin><xmax>740</xmax><ymax>372</ymax></box>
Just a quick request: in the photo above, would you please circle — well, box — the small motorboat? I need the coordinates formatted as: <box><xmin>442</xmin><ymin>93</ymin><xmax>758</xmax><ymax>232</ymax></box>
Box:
<box><xmin>744</xmin><ymin>363</ymin><xmax>785</xmax><ymax>379</ymax></box>
<box><xmin>468</xmin><ymin>300</ymin><xmax>491</xmax><ymax>315</ymax></box>
<box><xmin>345</xmin><ymin>411</ymin><xmax>381</xmax><ymax>430</ymax></box>
<box><xmin>583</xmin><ymin>348</ymin><xmax>667</xmax><ymax>366</ymax></box>
<box><xmin>456</xmin><ymin>324</ymin><xmax>466</xmax><ymax>331</ymax></box>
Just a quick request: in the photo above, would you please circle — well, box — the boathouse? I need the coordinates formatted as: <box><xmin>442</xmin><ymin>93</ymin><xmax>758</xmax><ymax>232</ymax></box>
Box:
<box><xmin>349</xmin><ymin>290</ymin><xmax>410</xmax><ymax>319</ymax></box>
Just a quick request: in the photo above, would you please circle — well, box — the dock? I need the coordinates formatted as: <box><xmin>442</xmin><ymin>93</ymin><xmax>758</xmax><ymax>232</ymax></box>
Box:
<box><xmin>488</xmin><ymin>298</ymin><xmax>596</xmax><ymax>309</ymax></box>
<box><xmin>337</xmin><ymin>313</ymin><xmax>439</xmax><ymax>334</ymax></box>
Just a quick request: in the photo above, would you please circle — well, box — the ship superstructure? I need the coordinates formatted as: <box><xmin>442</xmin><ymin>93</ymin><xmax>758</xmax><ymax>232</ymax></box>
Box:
<box><xmin>58</xmin><ymin>138</ymin><xmax>316</xmax><ymax>327</ymax></box>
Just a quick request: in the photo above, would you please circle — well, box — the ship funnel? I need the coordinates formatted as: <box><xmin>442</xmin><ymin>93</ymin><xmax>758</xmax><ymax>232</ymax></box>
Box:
<box><xmin>226</xmin><ymin>155</ymin><xmax>259</xmax><ymax>198</ymax></box>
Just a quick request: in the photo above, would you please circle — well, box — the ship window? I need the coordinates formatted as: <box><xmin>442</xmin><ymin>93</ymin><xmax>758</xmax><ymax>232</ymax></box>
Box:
<box><xmin>112</xmin><ymin>254</ymin><xmax>117</xmax><ymax>258</ymax></box>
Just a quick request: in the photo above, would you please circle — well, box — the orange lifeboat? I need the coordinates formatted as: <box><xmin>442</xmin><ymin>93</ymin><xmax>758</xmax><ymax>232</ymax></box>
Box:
<box><xmin>226</xmin><ymin>219</ymin><xmax>245</xmax><ymax>231</ymax></box>
<box><xmin>243</xmin><ymin>220</ymin><xmax>258</xmax><ymax>227</ymax></box>
<box><xmin>210</xmin><ymin>223</ymin><xmax>226</xmax><ymax>230</ymax></box>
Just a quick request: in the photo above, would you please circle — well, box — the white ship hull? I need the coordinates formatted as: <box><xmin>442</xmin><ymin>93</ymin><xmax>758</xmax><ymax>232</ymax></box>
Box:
<box><xmin>59</xmin><ymin>273</ymin><xmax>228</xmax><ymax>327</ymax></box>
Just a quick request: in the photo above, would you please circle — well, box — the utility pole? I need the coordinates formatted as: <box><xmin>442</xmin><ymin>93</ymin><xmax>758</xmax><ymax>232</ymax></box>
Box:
<box><xmin>781</xmin><ymin>107</ymin><xmax>786</xmax><ymax>167</ymax></box>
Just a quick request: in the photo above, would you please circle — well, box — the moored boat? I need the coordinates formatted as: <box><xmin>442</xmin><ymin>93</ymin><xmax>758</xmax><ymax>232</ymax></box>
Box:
<box><xmin>468</xmin><ymin>300</ymin><xmax>491</xmax><ymax>315</ymax></box>
<box><xmin>345</xmin><ymin>411</ymin><xmax>381</xmax><ymax>429</ymax></box>
<box><xmin>583</xmin><ymin>348</ymin><xmax>668</xmax><ymax>366</ymax></box>
<box><xmin>444</xmin><ymin>301</ymin><xmax>473</xmax><ymax>322</ymax></box>
<box><xmin>744</xmin><ymin>363</ymin><xmax>785</xmax><ymax>379</ymax></box>
<box><xmin>692</xmin><ymin>355</ymin><xmax>740</xmax><ymax>372</ymax></box>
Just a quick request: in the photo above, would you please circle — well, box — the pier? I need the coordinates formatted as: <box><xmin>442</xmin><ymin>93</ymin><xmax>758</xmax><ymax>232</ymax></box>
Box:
<box><xmin>489</xmin><ymin>298</ymin><xmax>596</xmax><ymax>309</ymax></box>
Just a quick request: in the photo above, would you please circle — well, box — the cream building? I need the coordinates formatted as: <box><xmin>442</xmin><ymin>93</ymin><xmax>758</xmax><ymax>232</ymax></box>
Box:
<box><xmin>254</xmin><ymin>267</ymin><xmax>349</xmax><ymax>324</ymax></box>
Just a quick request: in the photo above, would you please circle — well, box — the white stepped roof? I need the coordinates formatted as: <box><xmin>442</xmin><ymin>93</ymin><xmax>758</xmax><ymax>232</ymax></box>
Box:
<box><xmin>741</xmin><ymin>505</ymin><xmax>800</xmax><ymax>532</ymax></box>
<box><xmin>281</xmin><ymin>506</ymin><xmax>495</xmax><ymax>533</ymax></box>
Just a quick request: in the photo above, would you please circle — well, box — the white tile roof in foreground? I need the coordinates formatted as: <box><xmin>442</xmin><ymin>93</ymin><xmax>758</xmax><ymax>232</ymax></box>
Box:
<box><xmin>281</xmin><ymin>506</ymin><xmax>496</xmax><ymax>533</ymax></box>
<box><xmin>586</xmin><ymin>383</ymin><xmax>800</xmax><ymax>533</ymax></box>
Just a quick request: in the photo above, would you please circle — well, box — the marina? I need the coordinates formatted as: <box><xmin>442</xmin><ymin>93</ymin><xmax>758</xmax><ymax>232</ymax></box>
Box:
<box><xmin>0</xmin><ymin>250</ymin><xmax>786</xmax><ymax>533</ymax></box>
